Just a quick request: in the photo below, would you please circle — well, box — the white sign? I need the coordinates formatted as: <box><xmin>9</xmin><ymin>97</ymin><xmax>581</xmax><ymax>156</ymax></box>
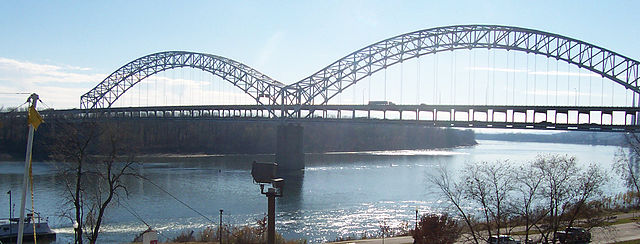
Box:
<box><xmin>143</xmin><ymin>230</ymin><xmax>158</xmax><ymax>244</ymax></box>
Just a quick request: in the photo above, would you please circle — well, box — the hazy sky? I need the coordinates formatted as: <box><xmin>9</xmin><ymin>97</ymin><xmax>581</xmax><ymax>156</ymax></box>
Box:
<box><xmin>1</xmin><ymin>0</ymin><xmax>639</xmax><ymax>109</ymax></box>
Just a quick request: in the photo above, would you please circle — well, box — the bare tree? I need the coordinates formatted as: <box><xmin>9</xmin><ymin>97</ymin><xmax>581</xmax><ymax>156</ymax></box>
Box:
<box><xmin>430</xmin><ymin>154</ymin><xmax>608</xmax><ymax>244</ymax></box>
<box><xmin>512</xmin><ymin>161</ymin><xmax>545</xmax><ymax>242</ymax></box>
<box><xmin>430</xmin><ymin>167</ymin><xmax>480</xmax><ymax>244</ymax></box>
<box><xmin>565</xmin><ymin>163</ymin><xmax>607</xmax><ymax>228</ymax></box>
<box><xmin>614</xmin><ymin>133</ymin><xmax>640</xmax><ymax>208</ymax></box>
<box><xmin>51</xmin><ymin>120</ymin><xmax>139</xmax><ymax>244</ymax></box>
<box><xmin>461</xmin><ymin>161</ymin><xmax>514</xmax><ymax>240</ymax></box>
<box><xmin>532</xmin><ymin>154</ymin><xmax>578</xmax><ymax>243</ymax></box>
<box><xmin>531</xmin><ymin>154</ymin><xmax>607</xmax><ymax>243</ymax></box>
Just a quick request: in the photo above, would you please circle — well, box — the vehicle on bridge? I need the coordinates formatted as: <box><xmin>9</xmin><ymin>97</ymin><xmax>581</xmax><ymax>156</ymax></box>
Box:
<box><xmin>368</xmin><ymin>101</ymin><xmax>395</xmax><ymax>106</ymax></box>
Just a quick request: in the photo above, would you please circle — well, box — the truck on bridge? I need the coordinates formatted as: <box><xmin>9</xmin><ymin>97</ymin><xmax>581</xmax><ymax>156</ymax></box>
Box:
<box><xmin>368</xmin><ymin>101</ymin><xmax>395</xmax><ymax>106</ymax></box>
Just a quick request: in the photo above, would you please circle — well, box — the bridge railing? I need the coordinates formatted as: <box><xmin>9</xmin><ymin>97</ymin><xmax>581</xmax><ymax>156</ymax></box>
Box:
<box><xmin>3</xmin><ymin>105</ymin><xmax>640</xmax><ymax>132</ymax></box>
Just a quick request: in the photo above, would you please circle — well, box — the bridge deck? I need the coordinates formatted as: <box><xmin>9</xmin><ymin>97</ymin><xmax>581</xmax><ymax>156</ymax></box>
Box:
<box><xmin>5</xmin><ymin>104</ymin><xmax>639</xmax><ymax>132</ymax></box>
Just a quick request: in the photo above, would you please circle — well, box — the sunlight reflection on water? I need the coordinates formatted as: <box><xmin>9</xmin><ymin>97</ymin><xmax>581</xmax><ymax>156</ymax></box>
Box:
<box><xmin>0</xmin><ymin>140</ymin><xmax>624</xmax><ymax>243</ymax></box>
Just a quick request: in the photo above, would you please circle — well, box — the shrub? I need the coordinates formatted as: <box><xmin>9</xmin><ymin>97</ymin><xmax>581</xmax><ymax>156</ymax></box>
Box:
<box><xmin>411</xmin><ymin>213</ymin><xmax>461</xmax><ymax>244</ymax></box>
<box><xmin>172</xmin><ymin>230</ymin><xmax>196</xmax><ymax>242</ymax></box>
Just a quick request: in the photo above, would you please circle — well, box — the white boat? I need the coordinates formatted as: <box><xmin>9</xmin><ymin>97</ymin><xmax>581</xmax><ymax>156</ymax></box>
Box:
<box><xmin>0</xmin><ymin>211</ymin><xmax>56</xmax><ymax>243</ymax></box>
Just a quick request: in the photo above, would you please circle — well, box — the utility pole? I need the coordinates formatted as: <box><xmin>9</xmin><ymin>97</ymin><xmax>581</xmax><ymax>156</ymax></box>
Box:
<box><xmin>18</xmin><ymin>93</ymin><xmax>39</xmax><ymax>244</ymax></box>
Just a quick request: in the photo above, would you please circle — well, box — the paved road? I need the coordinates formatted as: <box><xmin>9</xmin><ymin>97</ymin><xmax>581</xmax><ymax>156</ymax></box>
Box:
<box><xmin>329</xmin><ymin>220</ymin><xmax>640</xmax><ymax>243</ymax></box>
<box><xmin>592</xmin><ymin>221</ymin><xmax>640</xmax><ymax>243</ymax></box>
<box><xmin>331</xmin><ymin>236</ymin><xmax>413</xmax><ymax>244</ymax></box>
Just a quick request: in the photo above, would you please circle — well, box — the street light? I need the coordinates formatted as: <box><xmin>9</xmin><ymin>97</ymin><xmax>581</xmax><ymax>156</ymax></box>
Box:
<box><xmin>219</xmin><ymin>209</ymin><xmax>223</xmax><ymax>244</ymax></box>
<box><xmin>251</xmin><ymin>161</ymin><xmax>284</xmax><ymax>244</ymax></box>
<box><xmin>73</xmin><ymin>220</ymin><xmax>79</xmax><ymax>244</ymax></box>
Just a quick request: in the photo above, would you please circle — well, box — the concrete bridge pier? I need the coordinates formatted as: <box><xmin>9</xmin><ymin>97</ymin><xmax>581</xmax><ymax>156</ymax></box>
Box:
<box><xmin>276</xmin><ymin>123</ymin><xmax>304</xmax><ymax>171</ymax></box>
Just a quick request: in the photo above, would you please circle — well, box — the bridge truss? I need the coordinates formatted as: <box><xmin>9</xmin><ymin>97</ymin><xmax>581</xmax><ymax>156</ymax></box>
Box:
<box><xmin>80</xmin><ymin>25</ymin><xmax>640</xmax><ymax>121</ymax></box>
<box><xmin>289</xmin><ymin>25</ymin><xmax>640</xmax><ymax>107</ymax></box>
<box><xmin>80</xmin><ymin>51</ymin><xmax>284</xmax><ymax>109</ymax></box>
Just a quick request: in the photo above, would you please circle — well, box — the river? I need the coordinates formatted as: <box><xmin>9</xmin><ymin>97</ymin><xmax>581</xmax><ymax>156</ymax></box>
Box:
<box><xmin>0</xmin><ymin>140</ymin><xmax>627</xmax><ymax>243</ymax></box>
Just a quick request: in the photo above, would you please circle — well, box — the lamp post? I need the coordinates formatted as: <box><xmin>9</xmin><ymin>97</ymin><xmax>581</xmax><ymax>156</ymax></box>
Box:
<box><xmin>415</xmin><ymin>207</ymin><xmax>419</xmax><ymax>230</ymax></box>
<box><xmin>219</xmin><ymin>209</ymin><xmax>223</xmax><ymax>244</ymax></box>
<box><xmin>73</xmin><ymin>220</ymin><xmax>79</xmax><ymax>244</ymax></box>
<box><xmin>7</xmin><ymin>191</ymin><xmax>11</xmax><ymax>239</ymax></box>
<box><xmin>251</xmin><ymin>162</ymin><xmax>284</xmax><ymax>244</ymax></box>
<box><xmin>266</xmin><ymin>187</ymin><xmax>277</xmax><ymax>244</ymax></box>
<box><xmin>7</xmin><ymin>191</ymin><xmax>11</xmax><ymax>220</ymax></box>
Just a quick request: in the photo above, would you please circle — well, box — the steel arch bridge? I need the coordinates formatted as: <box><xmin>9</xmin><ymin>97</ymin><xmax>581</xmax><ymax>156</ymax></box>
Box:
<box><xmin>81</xmin><ymin>25</ymin><xmax>640</xmax><ymax>114</ymax></box>
<box><xmin>80</xmin><ymin>51</ymin><xmax>285</xmax><ymax>109</ymax></box>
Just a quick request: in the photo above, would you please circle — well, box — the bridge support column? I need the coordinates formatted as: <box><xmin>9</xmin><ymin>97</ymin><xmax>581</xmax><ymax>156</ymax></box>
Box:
<box><xmin>276</xmin><ymin>123</ymin><xmax>304</xmax><ymax>171</ymax></box>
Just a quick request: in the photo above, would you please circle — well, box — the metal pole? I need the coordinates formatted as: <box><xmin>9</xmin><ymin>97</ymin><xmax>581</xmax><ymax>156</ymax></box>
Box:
<box><xmin>7</xmin><ymin>190</ymin><xmax>11</xmax><ymax>238</ymax></box>
<box><xmin>415</xmin><ymin>208</ymin><xmax>418</xmax><ymax>230</ymax></box>
<box><xmin>18</xmin><ymin>93</ymin><xmax>38</xmax><ymax>244</ymax></box>
<box><xmin>219</xmin><ymin>209</ymin><xmax>223</xmax><ymax>244</ymax></box>
<box><xmin>267</xmin><ymin>189</ymin><xmax>276</xmax><ymax>244</ymax></box>
<box><xmin>74</xmin><ymin>221</ymin><xmax>78</xmax><ymax>244</ymax></box>
<box><xmin>7</xmin><ymin>190</ymin><xmax>11</xmax><ymax>220</ymax></box>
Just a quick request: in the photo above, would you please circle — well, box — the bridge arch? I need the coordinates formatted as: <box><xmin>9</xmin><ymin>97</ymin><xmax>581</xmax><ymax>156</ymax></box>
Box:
<box><xmin>289</xmin><ymin>25</ymin><xmax>640</xmax><ymax>106</ymax></box>
<box><xmin>80</xmin><ymin>51</ymin><xmax>284</xmax><ymax>109</ymax></box>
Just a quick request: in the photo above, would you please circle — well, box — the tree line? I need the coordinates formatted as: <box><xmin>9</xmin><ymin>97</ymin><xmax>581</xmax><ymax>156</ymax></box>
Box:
<box><xmin>476</xmin><ymin>131</ymin><xmax>625</xmax><ymax>146</ymax></box>
<box><xmin>0</xmin><ymin>118</ymin><xmax>476</xmax><ymax>159</ymax></box>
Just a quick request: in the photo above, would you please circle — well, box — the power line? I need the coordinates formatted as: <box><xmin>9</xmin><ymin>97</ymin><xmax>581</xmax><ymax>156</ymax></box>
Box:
<box><xmin>37</xmin><ymin>98</ymin><xmax>53</xmax><ymax>110</ymax></box>
<box><xmin>120</xmin><ymin>201</ymin><xmax>151</xmax><ymax>228</ymax></box>
<box><xmin>119</xmin><ymin>201</ymin><xmax>172</xmax><ymax>241</ymax></box>
<box><xmin>0</xmin><ymin>101</ymin><xmax>28</xmax><ymax>115</ymax></box>
<box><xmin>144</xmin><ymin>178</ymin><xmax>217</xmax><ymax>225</ymax></box>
